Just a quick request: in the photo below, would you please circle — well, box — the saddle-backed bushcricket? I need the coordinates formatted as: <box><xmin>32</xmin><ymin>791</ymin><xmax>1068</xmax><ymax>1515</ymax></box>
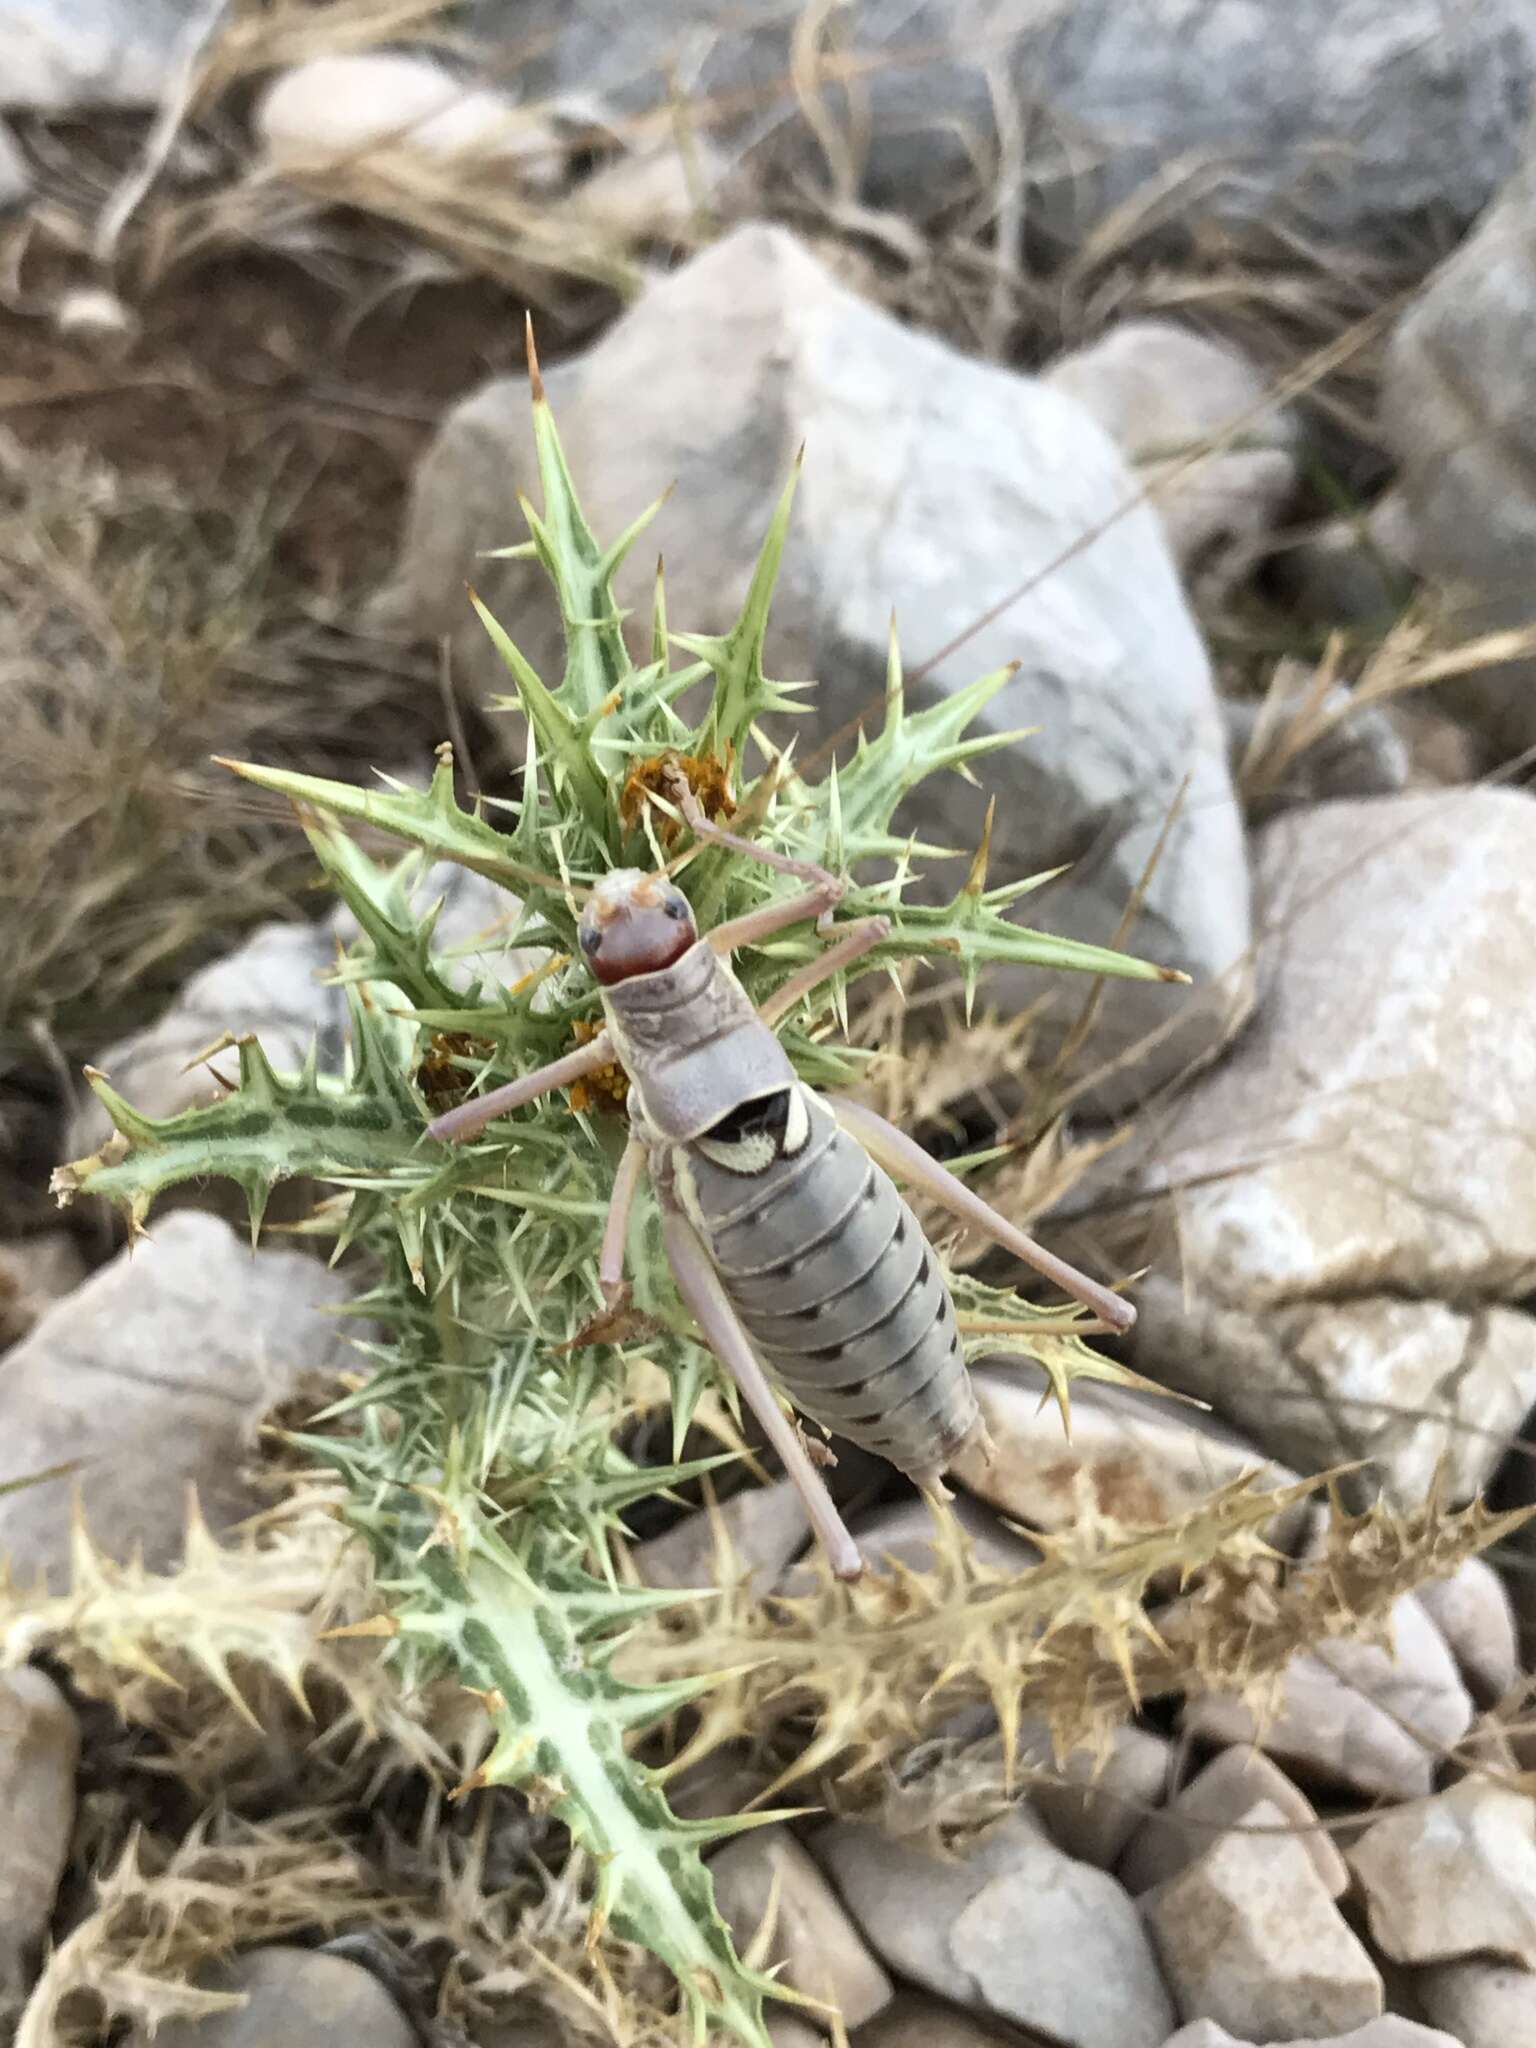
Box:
<box><xmin>428</xmin><ymin>762</ymin><xmax>1136</xmax><ymax>1581</ymax></box>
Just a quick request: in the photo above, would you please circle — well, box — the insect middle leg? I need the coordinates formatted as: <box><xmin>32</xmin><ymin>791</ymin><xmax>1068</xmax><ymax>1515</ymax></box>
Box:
<box><xmin>664</xmin><ymin>763</ymin><xmax>891</xmax><ymax>1005</ymax></box>
<box><xmin>597</xmin><ymin>1132</ymin><xmax>646</xmax><ymax>1308</ymax></box>
<box><xmin>426</xmin><ymin>1031</ymin><xmax>616</xmax><ymax>1144</ymax></box>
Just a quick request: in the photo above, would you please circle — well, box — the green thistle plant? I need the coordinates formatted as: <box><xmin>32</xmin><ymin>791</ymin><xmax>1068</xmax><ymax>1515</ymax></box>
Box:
<box><xmin>53</xmin><ymin>360</ymin><xmax>1180</xmax><ymax>2046</ymax></box>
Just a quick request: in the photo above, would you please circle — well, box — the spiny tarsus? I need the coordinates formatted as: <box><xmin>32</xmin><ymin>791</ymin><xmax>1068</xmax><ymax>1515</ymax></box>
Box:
<box><xmin>53</xmin><ymin>362</ymin><xmax>1169</xmax><ymax>2044</ymax></box>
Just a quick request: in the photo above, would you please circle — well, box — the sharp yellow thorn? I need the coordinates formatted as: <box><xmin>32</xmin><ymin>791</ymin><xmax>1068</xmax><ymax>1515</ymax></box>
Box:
<box><xmin>317</xmin><ymin>1615</ymin><xmax>399</xmax><ymax>1641</ymax></box>
<box><xmin>525</xmin><ymin>311</ymin><xmax>545</xmax><ymax>402</ymax></box>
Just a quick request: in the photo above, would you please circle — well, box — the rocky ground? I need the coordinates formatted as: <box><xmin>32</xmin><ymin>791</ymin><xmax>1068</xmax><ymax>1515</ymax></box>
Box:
<box><xmin>5</xmin><ymin>3</ymin><xmax>1536</xmax><ymax>2046</ymax></box>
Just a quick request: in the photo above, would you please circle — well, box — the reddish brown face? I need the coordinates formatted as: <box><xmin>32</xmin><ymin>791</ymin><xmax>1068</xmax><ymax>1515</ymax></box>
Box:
<box><xmin>579</xmin><ymin>870</ymin><xmax>699</xmax><ymax>986</ymax></box>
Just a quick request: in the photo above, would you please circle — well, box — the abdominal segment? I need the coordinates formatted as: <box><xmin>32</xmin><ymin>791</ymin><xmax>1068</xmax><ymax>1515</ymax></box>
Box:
<box><xmin>679</xmin><ymin>1086</ymin><xmax>980</xmax><ymax>1479</ymax></box>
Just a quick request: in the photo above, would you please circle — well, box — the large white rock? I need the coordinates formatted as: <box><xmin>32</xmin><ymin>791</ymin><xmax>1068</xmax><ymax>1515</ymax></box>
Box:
<box><xmin>1114</xmin><ymin>790</ymin><xmax>1536</xmax><ymax>1499</ymax></box>
<box><xmin>0</xmin><ymin>0</ymin><xmax>201</xmax><ymax>110</ymax></box>
<box><xmin>1144</xmin><ymin>1800</ymin><xmax>1383</xmax><ymax>2040</ymax></box>
<box><xmin>765</xmin><ymin>2019</ymin><xmax>824</xmax><ymax>2048</ymax></box>
<box><xmin>766</xmin><ymin>2019</ymin><xmax>824</xmax><ymax>2048</ymax></box>
<box><xmin>377</xmin><ymin>224</ymin><xmax>1248</xmax><ymax>1096</ymax></box>
<box><xmin>813</xmin><ymin>1810</ymin><xmax>1175</xmax><ymax>2048</ymax></box>
<box><xmin>1027</xmin><ymin>0</ymin><xmax>1536</xmax><ymax>243</ymax></box>
<box><xmin>1180</xmin><ymin>1593</ymin><xmax>1474</xmax><ymax>1804</ymax></box>
<box><xmin>1346</xmin><ymin>1780</ymin><xmax>1536</xmax><ymax>1969</ymax></box>
<box><xmin>256</xmin><ymin>54</ymin><xmax>559</xmax><ymax>176</ymax></box>
<box><xmin>0</xmin><ymin>1212</ymin><xmax>354</xmax><ymax>1584</ymax></box>
<box><xmin>1382</xmin><ymin>149</ymin><xmax>1536</xmax><ymax>762</ymax></box>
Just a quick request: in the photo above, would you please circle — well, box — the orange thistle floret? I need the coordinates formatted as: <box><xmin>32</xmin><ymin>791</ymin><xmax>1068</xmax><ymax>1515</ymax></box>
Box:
<box><xmin>415</xmin><ymin>1029</ymin><xmax>496</xmax><ymax>1111</ymax></box>
<box><xmin>619</xmin><ymin>744</ymin><xmax>735</xmax><ymax>844</ymax></box>
<box><xmin>566</xmin><ymin>1015</ymin><xmax>629</xmax><ymax>1114</ymax></box>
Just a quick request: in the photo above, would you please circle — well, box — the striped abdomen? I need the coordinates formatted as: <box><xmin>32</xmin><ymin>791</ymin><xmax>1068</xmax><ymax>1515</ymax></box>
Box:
<box><xmin>673</xmin><ymin>1086</ymin><xmax>980</xmax><ymax>1483</ymax></box>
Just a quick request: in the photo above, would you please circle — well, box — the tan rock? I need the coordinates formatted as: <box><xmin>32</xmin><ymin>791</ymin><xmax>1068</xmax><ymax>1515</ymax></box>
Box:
<box><xmin>664</xmin><ymin>1745</ymin><xmax>773</xmax><ymax>1823</ymax></box>
<box><xmin>1144</xmin><ymin>1798</ymin><xmax>1383</xmax><ymax>2039</ymax></box>
<box><xmin>0</xmin><ymin>1668</ymin><xmax>79</xmax><ymax>2005</ymax></box>
<box><xmin>1265</xmin><ymin>495</ymin><xmax>1418</xmax><ymax>636</ymax></box>
<box><xmin>1161</xmin><ymin>2021</ymin><xmax>1459</xmax><ymax>2047</ymax></box>
<box><xmin>1119</xmin><ymin>1744</ymin><xmax>1347</xmax><ymax>1898</ymax></box>
<box><xmin>460</xmin><ymin>2021</ymin><xmax>562</xmax><ymax>2048</ymax></box>
<box><xmin>708</xmin><ymin>1826</ymin><xmax>892</xmax><ymax>2032</ymax></box>
<box><xmin>1114</xmin><ymin>791</ymin><xmax>1536</xmax><ymax>1502</ymax></box>
<box><xmin>1415</xmin><ymin>1559</ymin><xmax>1520</xmax><ymax>1704</ymax></box>
<box><xmin>1021</xmin><ymin>1720</ymin><xmax>1174</xmax><ymax>1870</ymax></box>
<box><xmin>1381</xmin><ymin>149</ymin><xmax>1536</xmax><ymax>763</ymax></box>
<box><xmin>1347</xmin><ymin>1779</ymin><xmax>1536</xmax><ymax>1968</ymax></box>
<box><xmin>1042</xmin><ymin>319</ymin><xmax>1296</xmax><ymax>604</ymax></box>
<box><xmin>766</xmin><ymin>2017</ymin><xmax>826</xmax><ymax>2048</ymax></box>
<box><xmin>1180</xmin><ymin>1593</ymin><xmax>1474</xmax><ymax>1802</ymax></box>
<box><xmin>635</xmin><ymin>1478</ymin><xmax>809</xmax><ymax>1591</ymax></box>
<box><xmin>1418</xmin><ymin>1958</ymin><xmax>1536</xmax><ymax>2048</ymax></box>
<box><xmin>124</xmin><ymin>1946</ymin><xmax>417</xmax><ymax>2046</ymax></box>
<box><xmin>950</xmin><ymin>1368</ymin><xmax>1303</xmax><ymax>1544</ymax></box>
<box><xmin>813</xmin><ymin>1810</ymin><xmax>1174</xmax><ymax>2047</ymax></box>
<box><xmin>855</xmin><ymin>1991</ymin><xmax>1024</xmax><ymax>2045</ymax></box>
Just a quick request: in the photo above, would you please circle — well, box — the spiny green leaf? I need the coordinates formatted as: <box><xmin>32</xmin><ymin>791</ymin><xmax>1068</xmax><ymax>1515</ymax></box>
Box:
<box><xmin>674</xmin><ymin>453</ymin><xmax>811</xmax><ymax>752</ymax></box>
<box><xmin>473</xmin><ymin>592</ymin><xmax>611</xmax><ymax>838</ymax></box>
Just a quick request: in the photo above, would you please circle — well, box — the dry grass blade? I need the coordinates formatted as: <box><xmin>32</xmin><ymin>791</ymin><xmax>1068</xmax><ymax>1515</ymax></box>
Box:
<box><xmin>0</xmin><ymin>427</ymin><xmax>446</xmax><ymax>1225</ymax></box>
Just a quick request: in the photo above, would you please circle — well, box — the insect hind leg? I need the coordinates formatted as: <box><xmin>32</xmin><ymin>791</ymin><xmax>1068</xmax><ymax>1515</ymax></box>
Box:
<box><xmin>659</xmin><ymin>1200</ymin><xmax>864</xmax><ymax>1582</ymax></box>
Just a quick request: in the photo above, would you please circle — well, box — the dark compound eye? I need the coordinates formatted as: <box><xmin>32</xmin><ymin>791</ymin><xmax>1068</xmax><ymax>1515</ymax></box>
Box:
<box><xmin>663</xmin><ymin>894</ymin><xmax>690</xmax><ymax>921</ymax></box>
<box><xmin>580</xmin><ymin>926</ymin><xmax>603</xmax><ymax>954</ymax></box>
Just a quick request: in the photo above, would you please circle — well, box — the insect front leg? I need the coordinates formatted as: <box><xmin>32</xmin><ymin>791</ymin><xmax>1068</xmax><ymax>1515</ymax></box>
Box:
<box><xmin>825</xmin><ymin>1093</ymin><xmax>1137</xmax><ymax>1334</ymax></box>
<box><xmin>662</xmin><ymin>762</ymin><xmax>893</xmax><ymax>995</ymax></box>
<box><xmin>426</xmin><ymin>1031</ymin><xmax>616</xmax><ymax>1144</ymax></box>
<box><xmin>657</xmin><ymin>1197</ymin><xmax>864</xmax><ymax>1582</ymax></box>
<box><xmin>664</xmin><ymin>764</ymin><xmax>846</xmax><ymax>940</ymax></box>
<box><xmin>757</xmin><ymin>915</ymin><xmax>891</xmax><ymax>1027</ymax></box>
